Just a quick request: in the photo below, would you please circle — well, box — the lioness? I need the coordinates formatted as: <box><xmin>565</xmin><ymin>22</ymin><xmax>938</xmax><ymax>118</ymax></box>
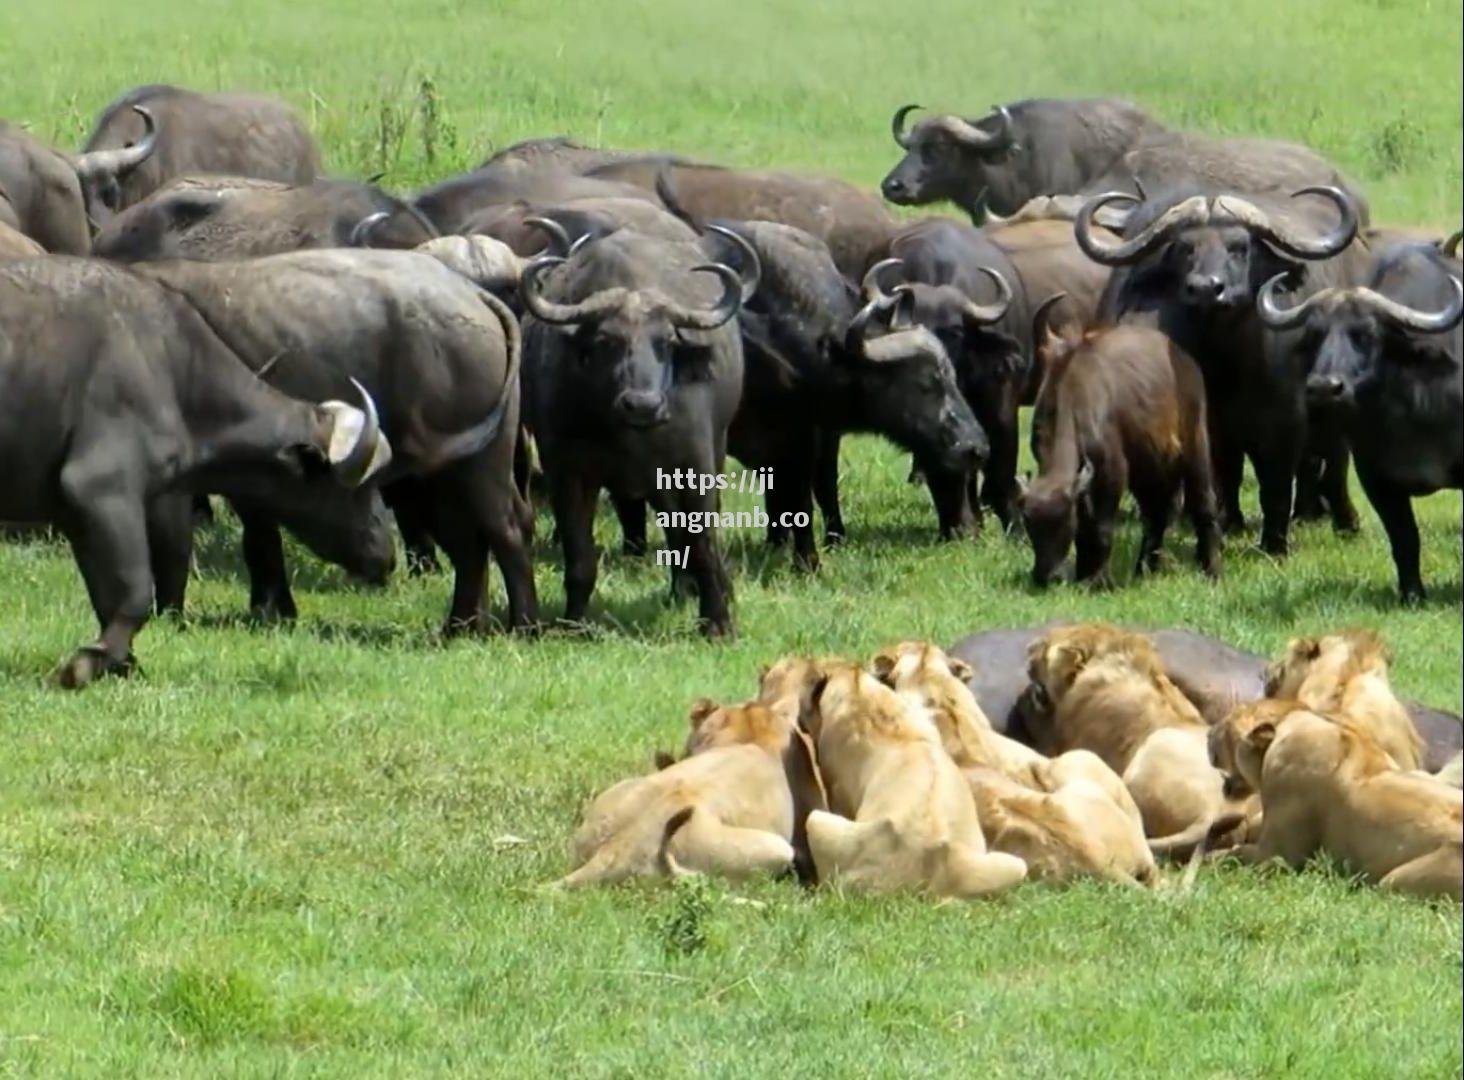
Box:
<box><xmin>557</xmin><ymin>696</ymin><xmax>826</xmax><ymax>888</ymax></box>
<box><xmin>803</xmin><ymin>662</ymin><xmax>1028</xmax><ymax>898</ymax></box>
<box><xmin>1211</xmin><ymin>701</ymin><xmax>1462</xmax><ymax>900</ymax></box>
<box><xmin>1265</xmin><ymin>631</ymin><xmax>1423</xmax><ymax>770</ymax></box>
<box><xmin>1025</xmin><ymin>623</ymin><xmax>1251</xmax><ymax>856</ymax></box>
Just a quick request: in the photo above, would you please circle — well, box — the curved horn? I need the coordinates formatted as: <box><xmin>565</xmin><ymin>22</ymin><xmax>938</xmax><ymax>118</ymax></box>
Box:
<box><xmin>74</xmin><ymin>105</ymin><xmax>158</xmax><ymax>179</ymax></box>
<box><xmin>524</xmin><ymin>215</ymin><xmax>573</xmax><ymax>256</ymax></box>
<box><xmin>891</xmin><ymin>104</ymin><xmax>922</xmax><ymax>149</ymax></box>
<box><xmin>403</xmin><ymin>202</ymin><xmax>440</xmax><ymax>241</ymax></box>
<box><xmin>944</xmin><ymin>104</ymin><xmax>1014</xmax><ymax>151</ymax></box>
<box><xmin>1218</xmin><ymin>186</ymin><xmax>1359</xmax><ymax>261</ymax></box>
<box><xmin>861</xmin><ymin>324</ymin><xmax>946</xmax><ymax>365</ymax></box>
<box><xmin>667</xmin><ymin>263</ymin><xmax>743</xmax><ymax>330</ymax></box>
<box><xmin>1441</xmin><ymin>229</ymin><xmax>1462</xmax><ymax>260</ymax></box>
<box><xmin>1255</xmin><ymin>273</ymin><xmax>1328</xmax><ymax>330</ymax></box>
<box><xmin>519</xmin><ymin>255</ymin><xmax>627</xmax><ymax>325</ymax></box>
<box><xmin>1030</xmin><ymin>291</ymin><xmax>1069</xmax><ymax>341</ymax></box>
<box><xmin>331</xmin><ymin>378</ymin><xmax>387</xmax><ymax>487</ymax></box>
<box><xmin>705</xmin><ymin>224</ymin><xmax>762</xmax><ymax>303</ymax></box>
<box><xmin>961</xmin><ymin>265</ymin><xmax>1013</xmax><ymax>325</ymax></box>
<box><xmin>861</xmin><ymin>256</ymin><xmax>904</xmax><ymax>303</ymax></box>
<box><xmin>1075</xmin><ymin>192</ymin><xmax>1203</xmax><ymax>266</ymax></box>
<box><xmin>1357</xmin><ymin>275</ymin><xmax>1464</xmax><ymax>334</ymax></box>
<box><xmin>349</xmin><ymin>211</ymin><xmax>391</xmax><ymax>248</ymax></box>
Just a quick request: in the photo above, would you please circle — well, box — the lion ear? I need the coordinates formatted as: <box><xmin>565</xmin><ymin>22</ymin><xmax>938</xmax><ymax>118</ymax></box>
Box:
<box><xmin>948</xmin><ymin>657</ymin><xmax>974</xmax><ymax>683</ymax></box>
<box><xmin>1290</xmin><ymin>636</ymin><xmax>1320</xmax><ymax>661</ymax></box>
<box><xmin>1053</xmin><ymin>643</ymin><xmax>1091</xmax><ymax>684</ymax></box>
<box><xmin>756</xmin><ymin>663</ymin><xmax>770</xmax><ymax>683</ymax></box>
<box><xmin>1246</xmin><ymin>721</ymin><xmax>1277</xmax><ymax>753</ymax></box>
<box><xmin>688</xmin><ymin>698</ymin><xmax>719</xmax><ymax>728</ymax></box>
<box><xmin>870</xmin><ymin>650</ymin><xmax>897</xmax><ymax>683</ymax></box>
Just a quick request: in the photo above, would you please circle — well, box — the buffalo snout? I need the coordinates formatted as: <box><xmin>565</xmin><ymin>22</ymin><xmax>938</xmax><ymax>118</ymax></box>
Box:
<box><xmin>613</xmin><ymin>389</ymin><xmax>670</xmax><ymax>428</ymax></box>
<box><xmin>1183</xmin><ymin>274</ymin><xmax>1227</xmax><ymax>306</ymax></box>
<box><xmin>1306</xmin><ymin>374</ymin><xmax>1352</xmax><ymax>407</ymax></box>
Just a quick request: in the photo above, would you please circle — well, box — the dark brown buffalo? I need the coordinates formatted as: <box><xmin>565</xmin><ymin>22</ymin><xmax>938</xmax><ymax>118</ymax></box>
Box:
<box><xmin>1020</xmin><ymin>316</ymin><xmax>1222</xmax><ymax>586</ymax></box>
<box><xmin>883</xmin><ymin>97</ymin><xmax>1370</xmax><ymax>227</ymax></box>
<box><xmin>466</xmin><ymin>194</ymin><xmax>695</xmax><ymax>256</ymax></box>
<box><xmin>1084</xmin><ymin>186</ymin><xmax>1365</xmax><ymax>555</ymax></box>
<box><xmin>0</xmin><ymin>120</ymin><xmax>92</xmax><ymax>253</ymax></box>
<box><xmin>948</xmin><ymin>626</ymin><xmax>1462</xmax><ymax>769</ymax></box>
<box><xmin>79</xmin><ymin>85</ymin><xmax>320</xmax><ymax>229</ymax></box>
<box><xmin>587</xmin><ymin>157</ymin><xmax>896</xmax><ymax>281</ymax></box>
<box><xmin>0</xmin><ymin>257</ymin><xmax>389</xmax><ymax>687</ymax></box>
<box><xmin>414</xmin><ymin>166</ymin><xmax>656</xmax><ymax>237</ymax></box>
<box><xmin>92</xmin><ymin>175</ymin><xmax>436</xmax><ymax>262</ymax></box>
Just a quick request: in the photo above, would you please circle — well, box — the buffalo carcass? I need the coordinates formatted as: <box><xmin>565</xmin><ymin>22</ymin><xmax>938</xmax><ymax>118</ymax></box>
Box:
<box><xmin>587</xmin><ymin>157</ymin><xmax>896</xmax><ymax>281</ymax></box>
<box><xmin>1257</xmin><ymin>240</ymin><xmax>1463</xmax><ymax>601</ymax></box>
<box><xmin>520</xmin><ymin>228</ymin><xmax>745</xmax><ymax>636</ymax></box>
<box><xmin>0</xmin><ymin>120</ymin><xmax>92</xmax><ymax>253</ymax></box>
<box><xmin>93</xmin><ymin>175</ymin><xmax>437</xmax><ymax>261</ymax></box>
<box><xmin>883</xmin><ymin>98</ymin><xmax>1369</xmax><ymax>228</ymax></box>
<box><xmin>860</xmin><ymin>218</ymin><xmax>1033</xmax><ymax>534</ymax></box>
<box><xmin>134</xmin><ymin>250</ymin><xmax>537</xmax><ymax>631</ymax></box>
<box><xmin>947</xmin><ymin>625</ymin><xmax>1462</xmax><ymax>769</ymax></box>
<box><xmin>78</xmin><ymin>85</ymin><xmax>320</xmax><ymax>229</ymax></box>
<box><xmin>1080</xmin><ymin>185</ymin><xmax>1363</xmax><ymax>555</ymax></box>
<box><xmin>0</xmin><ymin>257</ymin><xmax>390</xmax><ymax>687</ymax></box>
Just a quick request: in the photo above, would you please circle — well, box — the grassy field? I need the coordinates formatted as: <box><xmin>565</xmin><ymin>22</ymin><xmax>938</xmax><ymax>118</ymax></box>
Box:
<box><xmin>2</xmin><ymin>0</ymin><xmax>1462</xmax><ymax>1076</ymax></box>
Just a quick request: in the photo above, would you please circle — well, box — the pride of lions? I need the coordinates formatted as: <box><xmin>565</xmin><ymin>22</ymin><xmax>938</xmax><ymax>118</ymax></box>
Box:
<box><xmin>558</xmin><ymin>625</ymin><xmax>1463</xmax><ymax>900</ymax></box>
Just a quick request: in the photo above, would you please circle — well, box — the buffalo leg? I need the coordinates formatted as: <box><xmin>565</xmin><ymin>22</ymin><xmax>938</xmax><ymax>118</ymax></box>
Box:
<box><xmin>463</xmin><ymin>460</ymin><xmax>539</xmax><ymax>632</ymax></box>
<box><xmin>610</xmin><ymin>493</ymin><xmax>648</xmax><ymax>557</ymax></box>
<box><xmin>1356</xmin><ymin>464</ymin><xmax>1425</xmax><ymax>604</ymax></box>
<box><xmin>1133</xmin><ymin>486</ymin><xmax>1173</xmax><ymax>578</ymax></box>
<box><xmin>552</xmin><ymin>474</ymin><xmax>601</xmax><ymax>626</ymax></box>
<box><xmin>148</xmin><ymin>492</ymin><xmax>195</xmax><ymax>616</ymax></box>
<box><xmin>980</xmin><ymin>406</ymin><xmax>1020</xmax><ymax>533</ymax></box>
<box><xmin>1293</xmin><ymin>453</ymin><xmax>1326</xmax><ymax>522</ymax></box>
<box><xmin>389</xmin><ymin>483</ymin><xmax>441</xmax><ymax>576</ymax></box>
<box><xmin>1182</xmin><ymin>441</ymin><xmax>1224</xmax><ymax>579</ymax></box>
<box><xmin>1252</xmin><ymin>451</ymin><xmax>1296</xmax><ymax>558</ymax></box>
<box><xmin>425</xmin><ymin>473</ymin><xmax>491</xmax><ymax>635</ymax></box>
<box><xmin>1211</xmin><ymin>423</ymin><xmax>1246</xmax><ymax>534</ymax></box>
<box><xmin>233</xmin><ymin>505</ymin><xmax>297</xmax><ymax>621</ymax></box>
<box><xmin>1320</xmin><ymin>440</ymin><xmax>1360</xmax><ymax>535</ymax></box>
<box><xmin>812</xmin><ymin>429</ymin><xmax>846</xmax><ymax>545</ymax></box>
<box><xmin>55</xmin><ymin>482</ymin><xmax>153</xmax><ymax>688</ymax></box>
<box><xmin>663</xmin><ymin>518</ymin><xmax>733</xmax><ymax>639</ymax></box>
<box><xmin>924</xmin><ymin>465</ymin><xmax>977</xmax><ymax>541</ymax></box>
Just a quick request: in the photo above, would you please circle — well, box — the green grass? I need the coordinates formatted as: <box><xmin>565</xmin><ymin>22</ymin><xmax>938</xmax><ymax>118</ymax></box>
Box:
<box><xmin>2</xmin><ymin>0</ymin><xmax>1462</xmax><ymax>1076</ymax></box>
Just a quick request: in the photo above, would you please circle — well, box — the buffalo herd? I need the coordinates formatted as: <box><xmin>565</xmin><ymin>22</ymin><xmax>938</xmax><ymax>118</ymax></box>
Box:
<box><xmin>1</xmin><ymin>85</ymin><xmax>1460</xmax><ymax>685</ymax></box>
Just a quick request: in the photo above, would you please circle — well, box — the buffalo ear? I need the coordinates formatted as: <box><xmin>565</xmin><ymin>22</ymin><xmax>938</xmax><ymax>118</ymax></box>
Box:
<box><xmin>687</xmin><ymin>698</ymin><xmax>718</xmax><ymax>729</ymax></box>
<box><xmin>948</xmin><ymin>657</ymin><xmax>975</xmax><ymax>683</ymax></box>
<box><xmin>1246</xmin><ymin>721</ymin><xmax>1277</xmax><ymax>754</ymax></box>
<box><xmin>167</xmin><ymin>190</ymin><xmax>223</xmax><ymax>230</ymax></box>
<box><xmin>870</xmin><ymin>650</ymin><xmax>898</xmax><ymax>684</ymax></box>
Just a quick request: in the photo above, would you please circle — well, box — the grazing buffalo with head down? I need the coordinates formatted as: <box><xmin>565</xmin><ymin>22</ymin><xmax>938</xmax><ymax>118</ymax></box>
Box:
<box><xmin>0</xmin><ymin>257</ymin><xmax>390</xmax><ymax>687</ymax></box>
<box><xmin>135</xmin><ymin>250</ymin><xmax>536</xmax><ymax>632</ymax></box>
<box><xmin>862</xmin><ymin>218</ymin><xmax>1032</xmax><ymax>535</ymax></box>
<box><xmin>79</xmin><ymin>85</ymin><xmax>320</xmax><ymax>229</ymax></box>
<box><xmin>92</xmin><ymin>175</ymin><xmax>437</xmax><ymax>262</ymax></box>
<box><xmin>0</xmin><ymin>120</ymin><xmax>92</xmax><ymax>253</ymax></box>
<box><xmin>883</xmin><ymin>98</ymin><xmax>1164</xmax><ymax>222</ymax></box>
<box><xmin>1083</xmin><ymin>185</ymin><xmax>1362</xmax><ymax>556</ymax></box>
<box><xmin>883</xmin><ymin>98</ymin><xmax>1369</xmax><ymax>228</ymax></box>
<box><xmin>1257</xmin><ymin>241</ymin><xmax>1463</xmax><ymax>601</ymax></box>
<box><xmin>521</xmin><ymin>227</ymin><xmax>745</xmax><ymax>636</ymax></box>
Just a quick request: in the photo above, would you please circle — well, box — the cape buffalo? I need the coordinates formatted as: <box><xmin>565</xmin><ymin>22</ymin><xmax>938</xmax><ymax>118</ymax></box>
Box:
<box><xmin>521</xmin><ymin>228</ymin><xmax>745</xmax><ymax>636</ymax></box>
<box><xmin>1082</xmin><ymin>185</ymin><xmax>1362</xmax><ymax>555</ymax></box>
<box><xmin>883</xmin><ymin>98</ymin><xmax>1369</xmax><ymax>227</ymax></box>
<box><xmin>79</xmin><ymin>85</ymin><xmax>320</xmax><ymax>229</ymax></box>
<box><xmin>0</xmin><ymin>120</ymin><xmax>92</xmax><ymax>253</ymax></box>
<box><xmin>413</xmin><ymin>166</ymin><xmax>655</xmax><ymax>237</ymax></box>
<box><xmin>1257</xmin><ymin>241</ymin><xmax>1463</xmax><ymax>601</ymax></box>
<box><xmin>134</xmin><ymin>250</ymin><xmax>536</xmax><ymax>632</ymax></box>
<box><xmin>587</xmin><ymin>157</ymin><xmax>896</xmax><ymax>281</ymax></box>
<box><xmin>0</xmin><ymin>257</ymin><xmax>389</xmax><ymax>687</ymax></box>
<box><xmin>861</xmin><ymin>218</ymin><xmax>1032</xmax><ymax>534</ymax></box>
<box><xmin>0</xmin><ymin>220</ymin><xmax>46</xmax><ymax>258</ymax></box>
<box><xmin>93</xmin><ymin>175</ymin><xmax>437</xmax><ymax>261</ymax></box>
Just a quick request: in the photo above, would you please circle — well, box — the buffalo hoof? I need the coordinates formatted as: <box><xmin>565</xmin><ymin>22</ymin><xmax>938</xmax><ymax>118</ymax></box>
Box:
<box><xmin>405</xmin><ymin>551</ymin><xmax>441</xmax><ymax>576</ymax></box>
<box><xmin>823</xmin><ymin>528</ymin><xmax>846</xmax><ymax>548</ymax></box>
<box><xmin>1399</xmin><ymin>584</ymin><xmax>1427</xmax><ymax>607</ymax></box>
<box><xmin>1260</xmin><ymin>536</ymin><xmax>1289</xmax><ymax>559</ymax></box>
<box><xmin>699</xmin><ymin>618</ymin><xmax>735</xmax><ymax>641</ymax></box>
<box><xmin>1331</xmin><ymin>513</ymin><xmax>1362</xmax><ymax>537</ymax></box>
<box><xmin>621</xmin><ymin>539</ymin><xmax>648</xmax><ymax>559</ymax></box>
<box><xmin>249</xmin><ymin>595</ymin><xmax>299</xmax><ymax>623</ymax></box>
<box><xmin>52</xmin><ymin>645</ymin><xmax>135</xmax><ymax>690</ymax></box>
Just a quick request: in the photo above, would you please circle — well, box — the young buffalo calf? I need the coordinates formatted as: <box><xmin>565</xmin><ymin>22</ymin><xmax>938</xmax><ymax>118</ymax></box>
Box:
<box><xmin>1020</xmin><ymin>314</ymin><xmax>1222</xmax><ymax>586</ymax></box>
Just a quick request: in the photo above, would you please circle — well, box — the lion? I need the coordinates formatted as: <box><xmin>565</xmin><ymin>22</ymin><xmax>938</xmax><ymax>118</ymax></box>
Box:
<box><xmin>1024</xmin><ymin>623</ymin><xmax>1252</xmax><ymax>857</ymax></box>
<box><xmin>802</xmin><ymin>662</ymin><xmax>1028</xmax><ymax>899</ymax></box>
<box><xmin>1265</xmin><ymin>631</ymin><xmax>1423</xmax><ymax>771</ymax></box>
<box><xmin>556</xmin><ymin>695</ymin><xmax>826</xmax><ymax>888</ymax></box>
<box><xmin>1210</xmin><ymin>700</ymin><xmax>1462</xmax><ymax>900</ymax></box>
